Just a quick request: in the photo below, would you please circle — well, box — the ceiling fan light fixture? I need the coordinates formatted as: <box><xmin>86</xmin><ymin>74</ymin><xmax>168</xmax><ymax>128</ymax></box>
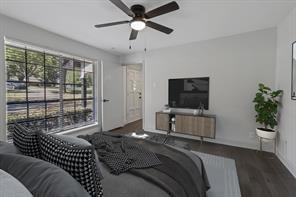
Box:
<box><xmin>130</xmin><ymin>19</ymin><xmax>146</xmax><ymax>31</ymax></box>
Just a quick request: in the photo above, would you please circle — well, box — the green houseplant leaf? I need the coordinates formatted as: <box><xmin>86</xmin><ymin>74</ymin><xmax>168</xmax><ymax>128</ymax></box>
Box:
<box><xmin>253</xmin><ymin>84</ymin><xmax>283</xmax><ymax>130</ymax></box>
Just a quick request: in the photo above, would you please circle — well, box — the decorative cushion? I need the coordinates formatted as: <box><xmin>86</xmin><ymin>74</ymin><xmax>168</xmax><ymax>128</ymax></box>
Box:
<box><xmin>0</xmin><ymin>169</ymin><xmax>33</xmax><ymax>197</ymax></box>
<box><xmin>13</xmin><ymin>122</ymin><xmax>40</xmax><ymax>158</ymax></box>
<box><xmin>38</xmin><ymin>132</ymin><xmax>103</xmax><ymax>197</ymax></box>
<box><xmin>0</xmin><ymin>153</ymin><xmax>90</xmax><ymax>197</ymax></box>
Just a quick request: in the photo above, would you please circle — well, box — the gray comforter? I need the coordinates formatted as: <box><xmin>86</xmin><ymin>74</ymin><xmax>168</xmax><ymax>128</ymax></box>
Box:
<box><xmin>80</xmin><ymin>132</ymin><xmax>210</xmax><ymax>197</ymax></box>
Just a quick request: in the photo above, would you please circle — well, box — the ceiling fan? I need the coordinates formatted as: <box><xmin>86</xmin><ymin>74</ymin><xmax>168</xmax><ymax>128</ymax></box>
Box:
<box><xmin>94</xmin><ymin>0</ymin><xmax>180</xmax><ymax>40</ymax></box>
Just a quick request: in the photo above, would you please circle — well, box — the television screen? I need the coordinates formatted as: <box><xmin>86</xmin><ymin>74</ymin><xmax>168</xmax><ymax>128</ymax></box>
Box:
<box><xmin>169</xmin><ymin>77</ymin><xmax>209</xmax><ymax>109</ymax></box>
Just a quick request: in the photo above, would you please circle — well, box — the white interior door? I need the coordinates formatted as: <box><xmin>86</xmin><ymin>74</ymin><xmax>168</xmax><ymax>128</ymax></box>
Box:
<box><xmin>102</xmin><ymin>60</ymin><xmax>124</xmax><ymax>131</ymax></box>
<box><xmin>126</xmin><ymin>66</ymin><xmax>142</xmax><ymax>123</ymax></box>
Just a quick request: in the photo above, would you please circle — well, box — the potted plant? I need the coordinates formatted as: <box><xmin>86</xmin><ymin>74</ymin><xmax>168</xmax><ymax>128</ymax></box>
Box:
<box><xmin>253</xmin><ymin>83</ymin><xmax>283</xmax><ymax>139</ymax></box>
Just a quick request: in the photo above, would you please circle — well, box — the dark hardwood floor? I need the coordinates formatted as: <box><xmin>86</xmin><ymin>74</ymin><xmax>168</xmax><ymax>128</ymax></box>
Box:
<box><xmin>112</xmin><ymin>120</ymin><xmax>296</xmax><ymax>197</ymax></box>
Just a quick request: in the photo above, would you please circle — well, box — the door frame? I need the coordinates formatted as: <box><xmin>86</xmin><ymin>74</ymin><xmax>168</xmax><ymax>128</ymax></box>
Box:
<box><xmin>123</xmin><ymin>63</ymin><xmax>145</xmax><ymax>127</ymax></box>
<box><xmin>100</xmin><ymin>60</ymin><xmax>104</xmax><ymax>131</ymax></box>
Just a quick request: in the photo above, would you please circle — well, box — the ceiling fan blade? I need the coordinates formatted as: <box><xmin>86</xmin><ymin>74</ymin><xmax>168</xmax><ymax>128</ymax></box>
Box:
<box><xmin>129</xmin><ymin>29</ymin><xmax>138</xmax><ymax>40</ymax></box>
<box><xmin>145</xmin><ymin>1</ymin><xmax>179</xmax><ymax>19</ymax></box>
<box><xmin>94</xmin><ymin>21</ymin><xmax>129</xmax><ymax>28</ymax></box>
<box><xmin>109</xmin><ymin>0</ymin><xmax>135</xmax><ymax>17</ymax></box>
<box><xmin>146</xmin><ymin>21</ymin><xmax>173</xmax><ymax>34</ymax></box>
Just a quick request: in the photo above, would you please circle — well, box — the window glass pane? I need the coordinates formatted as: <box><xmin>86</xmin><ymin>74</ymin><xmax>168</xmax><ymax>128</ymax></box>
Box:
<box><xmin>46</xmin><ymin>84</ymin><xmax>60</xmax><ymax>101</ymax></box>
<box><xmin>7</xmin><ymin>82</ymin><xmax>26</xmax><ymax>103</ymax></box>
<box><xmin>7</xmin><ymin>124</ymin><xmax>14</xmax><ymax>141</ymax></box>
<box><xmin>64</xmin><ymin>69</ymin><xmax>74</xmax><ymax>84</ymax></box>
<box><xmin>85</xmin><ymin>62</ymin><xmax>93</xmax><ymax>72</ymax></box>
<box><xmin>46</xmin><ymin>102</ymin><xmax>60</xmax><ymax>118</ymax></box>
<box><xmin>28</xmin><ymin>102</ymin><xmax>45</xmax><ymax>119</ymax></box>
<box><xmin>45</xmin><ymin>66</ymin><xmax>60</xmax><ymax>83</ymax></box>
<box><xmin>62</xmin><ymin>58</ymin><xmax>73</xmax><ymax>69</ymax></box>
<box><xmin>74</xmin><ymin>85</ymin><xmax>83</xmax><ymax>99</ymax></box>
<box><xmin>63</xmin><ymin>85</ymin><xmax>75</xmax><ymax>100</ymax></box>
<box><xmin>28</xmin><ymin>83</ymin><xmax>44</xmax><ymax>101</ymax></box>
<box><xmin>22</xmin><ymin>119</ymin><xmax>46</xmax><ymax>132</ymax></box>
<box><xmin>5</xmin><ymin>45</ymin><xmax>25</xmax><ymax>62</ymax></box>
<box><xmin>7</xmin><ymin>103</ymin><xmax>27</xmax><ymax>123</ymax></box>
<box><xmin>6</xmin><ymin>61</ymin><xmax>26</xmax><ymax>82</ymax></box>
<box><xmin>74</xmin><ymin>70</ymin><xmax>83</xmax><ymax>84</ymax></box>
<box><xmin>74</xmin><ymin>60</ymin><xmax>83</xmax><ymax>70</ymax></box>
<box><xmin>63</xmin><ymin>100</ymin><xmax>75</xmax><ymax>114</ymax></box>
<box><xmin>46</xmin><ymin>117</ymin><xmax>60</xmax><ymax>132</ymax></box>
<box><xmin>74</xmin><ymin>100</ymin><xmax>85</xmax><ymax>124</ymax></box>
<box><xmin>63</xmin><ymin>115</ymin><xmax>75</xmax><ymax>128</ymax></box>
<box><xmin>45</xmin><ymin>54</ymin><xmax>59</xmax><ymax>67</ymax></box>
<box><xmin>75</xmin><ymin>112</ymin><xmax>86</xmax><ymax>124</ymax></box>
<box><xmin>27</xmin><ymin>50</ymin><xmax>44</xmax><ymax>65</ymax></box>
<box><xmin>85</xmin><ymin>72</ymin><xmax>94</xmax><ymax>98</ymax></box>
<box><xmin>85</xmin><ymin>100</ymin><xmax>94</xmax><ymax>121</ymax></box>
<box><xmin>27</xmin><ymin>64</ymin><xmax>44</xmax><ymax>82</ymax></box>
<box><xmin>63</xmin><ymin>100</ymin><xmax>75</xmax><ymax>128</ymax></box>
<box><xmin>75</xmin><ymin>100</ymin><xmax>85</xmax><ymax>112</ymax></box>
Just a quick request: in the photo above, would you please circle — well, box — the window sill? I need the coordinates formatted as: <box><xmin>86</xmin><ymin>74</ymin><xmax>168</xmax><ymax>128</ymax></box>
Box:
<box><xmin>57</xmin><ymin>122</ymin><xmax>100</xmax><ymax>135</ymax></box>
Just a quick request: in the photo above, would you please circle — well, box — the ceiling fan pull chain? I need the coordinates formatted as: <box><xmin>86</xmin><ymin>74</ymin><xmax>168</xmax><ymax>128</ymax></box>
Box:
<box><xmin>129</xmin><ymin>40</ymin><xmax>132</xmax><ymax>50</ymax></box>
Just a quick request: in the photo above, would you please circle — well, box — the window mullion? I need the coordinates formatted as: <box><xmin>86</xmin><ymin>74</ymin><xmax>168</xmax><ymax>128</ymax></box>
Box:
<box><xmin>43</xmin><ymin>52</ymin><xmax>47</xmax><ymax>131</ymax></box>
<box><xmin>59</xmin><ymin>57</ymin><xmax>64</xmax><ymax>130</ymax></box>
<box><xmin>25</xmin><ymin>48</ymin><xmax>29</xmax><ymax>119</ymax></box>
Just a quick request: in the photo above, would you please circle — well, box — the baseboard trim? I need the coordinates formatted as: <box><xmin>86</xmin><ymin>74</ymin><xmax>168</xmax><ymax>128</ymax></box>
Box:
<box><xmin>276</xmin><ymin>152</ymin><xmax>296</xmax><ymax>178</ymax></box>
<box><xmin>126</xmin><ymin>117</ymin><xmax>142</xmax><ymax>124</ymax></box>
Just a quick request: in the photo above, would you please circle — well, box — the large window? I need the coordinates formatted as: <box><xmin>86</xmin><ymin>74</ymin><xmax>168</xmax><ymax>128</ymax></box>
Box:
<box><xmin>6</xmin><ymin>42</ymin><xmax>95</xmax><ymax>140</ymax></box>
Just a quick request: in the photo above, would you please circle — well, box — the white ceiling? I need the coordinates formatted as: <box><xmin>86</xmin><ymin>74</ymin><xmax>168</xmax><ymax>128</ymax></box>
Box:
<box><xmin>0</xmin><ymin>0</ymin><xmax>295</xmax><ymax>55</ymax></box>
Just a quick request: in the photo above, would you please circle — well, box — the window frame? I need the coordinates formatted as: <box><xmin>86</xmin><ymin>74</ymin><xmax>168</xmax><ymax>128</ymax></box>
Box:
<box><xmin>5</xmin><ymin>41</ymin><xmax>98</xmax><ymax>141</ymax></box>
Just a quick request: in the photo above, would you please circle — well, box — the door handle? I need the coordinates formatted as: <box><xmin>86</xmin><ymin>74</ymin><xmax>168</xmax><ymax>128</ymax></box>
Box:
<box><xmin>103</xmin><ymin>99</ymin><xmax>110</xmax><ymax>102</ymax></box>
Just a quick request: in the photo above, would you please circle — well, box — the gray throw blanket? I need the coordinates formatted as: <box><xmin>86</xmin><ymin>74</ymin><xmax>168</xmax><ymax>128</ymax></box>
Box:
<box><xmin>79</xmin><ymin>133</ymin><xmax>161</xmax><ymax>175</ymax></box>
<box><xmin>80</xmin><ymin>132</ymin><xmax>210</xmax><ymax>197</ymax></box>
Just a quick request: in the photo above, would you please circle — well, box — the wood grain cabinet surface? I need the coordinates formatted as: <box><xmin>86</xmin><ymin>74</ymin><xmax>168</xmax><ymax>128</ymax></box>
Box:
<box><xmin>156</xmin><ymin>112</ymin><xmax>216</xmax><ymax>139</ymax></box>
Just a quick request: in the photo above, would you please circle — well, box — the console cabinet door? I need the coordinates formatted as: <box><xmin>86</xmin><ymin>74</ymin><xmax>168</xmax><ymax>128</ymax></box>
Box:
<box><xmin>175</xmin><ymin>115</ymin><xmax>197</xmax><ymax>135</ymax></box>
<box><xmin>199</xmin><ymin>117</ymin><xmax>215</xmax><ymax>138</ymax></box>
<box><xmin>175</xmin><ymin>115</ymin><xmax>215</xmax><ymax>138</ymax></box>
<box><xmin>156</xmin><ymin>113</ymin><xmax>169</xmax><ymax>131</ymax></box>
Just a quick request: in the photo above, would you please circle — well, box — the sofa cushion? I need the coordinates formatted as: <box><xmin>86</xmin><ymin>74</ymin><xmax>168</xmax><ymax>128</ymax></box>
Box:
<box><xmin>38</xmin><ymin>132</ymin><xmax>103</xmax><ymax>197</ymax></box>
<box><xmin>0</xmin><ymin>153</ymin><xmax>90</xmax><ymax>197</ymax></box>
<box><xmin>0</xmin><ymin>141</ymin><xmax>21</xmax><ymax>154</ymax></box>
<box><xmin>0</xmin><ymin>169</ymin><xmax>33</xmax><ymax>197</ymax></box>
<box><xmin>13</xmin><ymin>122</ymin><xmax>40</xmax><ymax>158</ymax></box>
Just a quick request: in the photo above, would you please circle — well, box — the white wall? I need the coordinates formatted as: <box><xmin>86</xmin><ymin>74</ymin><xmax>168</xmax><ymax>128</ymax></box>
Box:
<box><xmin>0</xmin><ymin>14</ymin><xmax>121</xmax><ymax>141</ymax></box>
<box><xmin>122</xmin><ymin>28</ymin><xmax>277</xmax><ymax>150</ymax></box>
<box><xmin>275</xmin><ymin>8</ymin><xmax>296</xmax><ymax>177</ymax></box>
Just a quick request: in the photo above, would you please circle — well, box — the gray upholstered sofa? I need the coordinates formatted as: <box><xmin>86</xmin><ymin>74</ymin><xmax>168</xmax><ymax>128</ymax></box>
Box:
<box><xmin>0</xmin><ymin>141</ymin><xmax>91</xmax><ymax>197</ymax></box>
<box><xmin>0</xmin><ymin>122</ymin><xmax>103</xmax><ymax>197</ymax></box>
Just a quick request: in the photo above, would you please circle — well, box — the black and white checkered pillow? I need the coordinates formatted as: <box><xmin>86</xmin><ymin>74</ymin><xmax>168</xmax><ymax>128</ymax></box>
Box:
<box><xmin>13</xmin><ymin>122</ymin><xmax>40</xmax><ymax>158</ymax></box>
<box><xmin>38</xmin><ymin>132</ymin><xmax>103</xmax><ymax>197</ymax></box>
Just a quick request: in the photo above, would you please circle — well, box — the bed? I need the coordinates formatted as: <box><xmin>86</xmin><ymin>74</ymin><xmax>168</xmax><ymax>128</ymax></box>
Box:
<box><xmin>80</xmin><ymin>132</ymin><xmax>210</xmax><ymax>197</ymax></box>
<box><xmin>1</xmin><ymin>127</ymin><xmax>210</xmax><ymax>197</ymax></box>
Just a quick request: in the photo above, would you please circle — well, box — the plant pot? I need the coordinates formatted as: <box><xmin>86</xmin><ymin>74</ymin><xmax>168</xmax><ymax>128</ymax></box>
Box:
<box><xmin>256</xmin><ymin>128</ymin><xmax>277</xmax><ymax>140</ymax></box>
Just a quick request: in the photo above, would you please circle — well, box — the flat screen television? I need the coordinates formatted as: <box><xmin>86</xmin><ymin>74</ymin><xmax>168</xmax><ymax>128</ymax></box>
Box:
<box><xmin>168</xmin><ymin>77</ymin><xmax>209</xmax><ymax>109</ymax></box>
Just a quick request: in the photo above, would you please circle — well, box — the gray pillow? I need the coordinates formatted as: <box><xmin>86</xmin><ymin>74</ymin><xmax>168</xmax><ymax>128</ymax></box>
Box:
<box><xmin>0</xmin><ymin>169</ymin><xmax>33</xmax><ymax>197</ymax></box>
<box><xmin>38</xmin><ymin>132</ymin><xmax>103</xmax><ymax>197</ymax></box>
<box><xmin>0</xmin><ymin>153</ymin><xmax>90</xmax><ymax>197</ymax></box>
<box><xmin>0</xmin><ymin>141</ymin><xmax>21</xmax><ymax>154</ymax></box>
